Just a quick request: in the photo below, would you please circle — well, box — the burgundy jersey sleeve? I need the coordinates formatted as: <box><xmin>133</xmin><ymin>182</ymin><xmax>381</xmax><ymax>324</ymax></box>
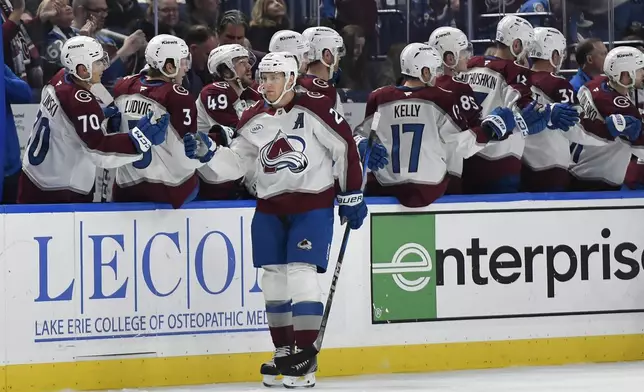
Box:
<box><xmin>503</xmin><ymin>61</ymin><xmax>534</xmax><ymax>109</ymax></box>
<box><xmin>436</xmin><ymin>86</ymin><xmax>491</xmax><ymax>144</ymax></box>
<box><xmin>57</xmin><ymin>84</ymin><xmax>139</xmax><ymax>155</ymax></box>
<box><xmin>112</xmin><ymin>74</ymin><xmax>139</xmax><ymax>99</ymax></box>
<box><xmin>166</xmin><ymin>84</ymin><xmax>198</xmax><ymax>137</ymax></box>
<box><xmin>298</xmin><ymin>92</ymin><xmax>363</xmax><ymax>192</ymax></box>
<box><xmin>199</xmin><ymin>82</ymin><xmax>241</xmax><ymax>128</ymax></box>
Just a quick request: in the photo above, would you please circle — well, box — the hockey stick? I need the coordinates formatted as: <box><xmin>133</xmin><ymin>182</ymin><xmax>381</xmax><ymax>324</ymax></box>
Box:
<box><xmin>90</xmin><ymin>84</ymin><xmax>116</xmax><ymax>203</ymax></box>
<box><xmin>274</xmin><ymin>112</ymin><xmax>381</xmax><ymax>371</ymax></box>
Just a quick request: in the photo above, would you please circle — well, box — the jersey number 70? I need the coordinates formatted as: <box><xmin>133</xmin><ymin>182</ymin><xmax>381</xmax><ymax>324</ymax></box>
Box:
<box><xmin>391</xmin><ymin>123</ymin><xmax>424</xmax><ymax>173</ymax></box>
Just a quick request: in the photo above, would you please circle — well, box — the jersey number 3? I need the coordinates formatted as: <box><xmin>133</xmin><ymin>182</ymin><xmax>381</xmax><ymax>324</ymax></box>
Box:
<box><xmin>27</xmin><ymin>110</ymin><xmax>51</xmax><ymax>166</ymax></box>
<box><xmin>391</xmin><ymin>123</ymin><xmax>424</xmax><ymax>173</ymax></box>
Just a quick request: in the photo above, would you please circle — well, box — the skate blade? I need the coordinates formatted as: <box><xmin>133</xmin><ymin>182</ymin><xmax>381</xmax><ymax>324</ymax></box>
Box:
<box><xmin>283</xmin><ymin>373</ymin><xmax>316</xmax><ymax>389</ymax></box>
<box><xmin>262</xmin><ymin>375</ymin><xmax>283</xmax><ymax>388</ymax></box>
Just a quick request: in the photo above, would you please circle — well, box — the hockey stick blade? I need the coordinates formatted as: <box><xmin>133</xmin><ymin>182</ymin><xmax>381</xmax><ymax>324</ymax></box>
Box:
<box><xmin>274</xmin><ymin>112</ymin><xmax>381</xmax><ymax>371</ymax></box>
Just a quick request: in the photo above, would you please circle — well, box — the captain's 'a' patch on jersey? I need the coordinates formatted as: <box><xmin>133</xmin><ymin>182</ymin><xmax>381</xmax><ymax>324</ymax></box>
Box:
<box><xmin>260</xmin><ymin>131</ymin><xmax>309</xmax><ymax>174</ymax></box>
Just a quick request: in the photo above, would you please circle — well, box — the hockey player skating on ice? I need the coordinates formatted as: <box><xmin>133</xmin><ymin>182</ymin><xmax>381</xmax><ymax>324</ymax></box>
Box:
<box><xmin>195</xmin><ymin>44</ymin><xmax>260</xmax><ymax>199</ymax></box>
<box><xmin>18</xmin><ymin>36</ymin><xmax>169</xmax><ymax>204</ymax></box>
<box><xmin>269</xmin><ymin>29</ymin><xmax>388</xmax><ymax>174</ymax></box>
<box><xmin>183</xmin><ymin>52</ymin><xmax>366</xmax><ymax>388</ymax></box>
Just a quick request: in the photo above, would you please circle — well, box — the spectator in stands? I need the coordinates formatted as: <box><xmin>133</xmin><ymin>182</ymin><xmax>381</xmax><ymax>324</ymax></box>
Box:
<box><xmin>183</xmin><ymin>0</ymin><xmax>219</xmax><ymax>29</ymax></box>
<box><xmin>131</xmin><ymin>0</ymin><xmax>188</xmax><ymax>42</ymax></box>
<box><xmin>3</xmin><ymin>0</ymin><xmax>26</xmax><ymax>69</ymax></box>
<box><xmin>104</xmin><ymin>0</ymin><xmax>143</xmax><ymax>34</ymax></box>
<box><xmin>183</xmin><ymin>25</ymin><xmax>218</xmax><ymax>97</ymax></box>
<box><xmin>570</xmin><ymin>38</ymin><xmax>607</xmax><ymax>93</ymax></box>
<box><xmin>39</xmin><ymin>0</ymin><xmax>147</xmax><ymax>87</ymax></box>
<box><xmin>2</xmin><ymin>65</ymin><xmax>32</xmax><ymax>204</ymax></box>
<box><xmin>335</xmin><ymin>0</ymin><xmax>377</xmax><ymax>55</ymax></box>
<box><xmin>246</xmin><ymin>0</ymin><xmax>289</xmax><ymax>53</ymax></box>
<box><xmin>217</xmin><ymin>10</ymin><xmax>264</xmax><ymax>72</ymax></box>
<box><xmin>337</xmin><ymin>24</ymin><xmax>372</xmax><ymax>91</ymax></box>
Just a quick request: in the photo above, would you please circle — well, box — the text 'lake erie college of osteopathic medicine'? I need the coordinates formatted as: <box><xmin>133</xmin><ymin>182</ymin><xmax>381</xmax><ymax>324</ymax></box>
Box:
<box><xmin>1</xmin><ymin>194</ymin><xmax>644</xmax><ymax>391</ymax></box>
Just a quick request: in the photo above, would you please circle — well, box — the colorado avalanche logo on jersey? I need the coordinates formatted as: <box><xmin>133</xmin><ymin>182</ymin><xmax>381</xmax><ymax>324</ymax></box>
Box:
<box><xmin>260</xmin><ymin>131</ymin><xmax>308</xmax><ymax>174</ymax></box>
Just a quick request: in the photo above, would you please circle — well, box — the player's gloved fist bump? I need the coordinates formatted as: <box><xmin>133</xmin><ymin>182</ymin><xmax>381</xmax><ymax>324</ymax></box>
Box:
<box><xmin>103</xmin><ymin>104</ymin><xmax>121</xmax><ymax>134</ymax></box>
<box><xmin>337</xmin><ymin>191</ymin><xmax>368</xmax><ymax>230</ymax></box>
<box><xmin>355</xmin><ymin>134</ymin><xmax>388</xmax><ymax>171</ymax></box>
<box><xmin>548</xmin><ymin>103</ymin><xmax>579</xmax><ymax>131</ymax></box>
<box><xmin>138</xmin><ymin>111</ymin><xmax>169</xmax><ymax>145</ymax></box>
<box><xmin>482</xmin><ymin>107</ymin><xmax>516</xmax><ymax>139</ymax></box>
<box><xmin>518</xmin><ymin>101</ymin><xmax>551</xmax><ymax>136</ymax></box>
<box><xmin>209</xmin><ymin>124</ymin><xmax>235</xmax><ymax>147</ymax></box>
<box><xmin>184</xmin><ymin>132</ymin><xmax>216</xmax><ymax>163</ymax></box>
<box><xmin>606</xmin><ymin>114</ymin><xmax>642</xmax><ymax>141</ymax></box>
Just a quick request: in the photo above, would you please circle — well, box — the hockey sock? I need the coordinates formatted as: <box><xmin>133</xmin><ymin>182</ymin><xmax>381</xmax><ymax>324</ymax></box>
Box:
<box><xmin>266</xmin><ymin>300</ymin><xmax>295</xmax><ymax>347</ymax></box>
<box><xmin>292</xmin><ymin>301</ymin><xmax>323</xmax><ymax>348</ymax></box>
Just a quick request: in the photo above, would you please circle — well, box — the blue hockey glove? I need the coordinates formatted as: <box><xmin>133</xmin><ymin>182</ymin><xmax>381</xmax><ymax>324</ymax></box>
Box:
<box><xmin>103</xmin><ymin>104</ymin><xmax>121</xmax><ymax>134</ymax></box>
<box><xmin>517</xmin><ymin>101</ymin><xmax>551</xmax><ymax>136</ymax></box>
<box><xmin>606</xmin><ymin>114</ymin><xmax>642</xmax><ymax>141</ymax></box>
<box><xmin>184</xmin><ymin>131</ymin><xmax>217</xmax><ymax>163</ymax></box>
<box><xmin>355</xmin><ymin>135</ymin><xmax>388</xmax><ymax>171</ymax></box>
<box><xmin>337</xmin><ymin>191</ymin><xmax>367</xmax><ymax>230</ymax></box>
<box><xmin>136</xmin><ymin>111</ymin><xmax>169</xmax><ymax>145</ymax></box>
<box><xmin>549</xmin><ymin>103</ymin><xmax>579</xmax><ymax>131</ymax></box>
<box><xmin>482</xmin><ymin>107</ymin><xmax>516</xmax><ymax>139</ymax></box>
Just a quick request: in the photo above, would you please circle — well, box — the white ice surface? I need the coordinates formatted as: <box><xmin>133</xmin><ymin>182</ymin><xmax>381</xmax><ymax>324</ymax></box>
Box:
<box><xmin>95</xmin><ymin>361</ymin><xmax>644</xmax><ymax>392</ymax></box>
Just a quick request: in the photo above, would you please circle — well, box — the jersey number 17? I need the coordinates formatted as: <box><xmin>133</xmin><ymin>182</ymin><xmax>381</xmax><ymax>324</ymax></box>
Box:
<box><xmin>391</xmin><ymin>123</ymin><xmax>424</xmax><ymax>173</ymax></box>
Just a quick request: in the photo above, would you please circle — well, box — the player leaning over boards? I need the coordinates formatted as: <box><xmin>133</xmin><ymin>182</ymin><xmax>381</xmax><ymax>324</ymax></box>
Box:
<box><xmin>112</xmin><ymin>35</ymin><xmax>205</xmax><ymax>209</ymax></box>
<box><xmin>356</xmin><ymin>43</ymin><xmax>529</xmax><ymax>208</ymax></box>
<box><xmin>18</xmin><ymin>36</ymin><xmax>169</xmax><ymax>204</ymax></box>
<box><xmin>460</xmin><ymin>15</ymin><xmax>577</xmax><ymax>194</ymax></box>
<box><xmin>195</xmin><ymin>44</ymin><xmax>261</xmax><ymax>200</ymax></box>
<box><xmin>572</xmin><ymin>46</ymin><xmax>644</xmax><ymax>191</ymax></box>
<box><xmin>525</xmin><ymin>27</ymin><xmax>605</xmax><ymax>192</ymax></box>
<box><xmin>269</xmin><ymin>29</ymin><xmax>388</xmax><ymax>174</ymax></box>
<box><xmin>429</xmin><ymin>26</ymin><xmax>531</xmax><ymax>195</ymax></box>
<box><xmin>183</xmin><ymin>52</ymin><xmax>367</xmax><ymax>388</ymax></box>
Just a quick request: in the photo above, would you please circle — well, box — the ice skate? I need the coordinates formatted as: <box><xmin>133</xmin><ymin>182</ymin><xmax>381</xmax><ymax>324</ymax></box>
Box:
<box><xmin>261</xmin><ymin>346</ymin><xmax>291</xmax><ymax>387</ymax></box>
<box><xmin>282</xmin><ymin>352</ymin><xmax>317</xmax><ymax>389</ymax></box>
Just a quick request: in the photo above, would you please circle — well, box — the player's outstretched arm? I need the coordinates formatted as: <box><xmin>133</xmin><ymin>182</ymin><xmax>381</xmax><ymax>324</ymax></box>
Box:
<box><xmin>183</xmin><ymin>130</ymin><xmax>252</xmax><ymax>182</ymax></box>
<box><xmin>65</xmin><ymin>93</ymin><xmax>153</xmax><ymax>169</ymax></box>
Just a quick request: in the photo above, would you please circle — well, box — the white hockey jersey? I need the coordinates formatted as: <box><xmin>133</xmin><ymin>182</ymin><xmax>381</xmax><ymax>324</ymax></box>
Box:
<box><xmin>357</xmin><ymin>84</ymin><xmax>491</xmax><ymax>206</ymax></box>
<box><xmin>112</xmin><ymin>74</ymin><xmax>201</xmax><ymax>209</ymax></box>
<box><xmin>572</xmin><ymin>76</ymin><xmax>644</xmax><ymax>187</ymax></box>
<box><xmin>19</xmin><ymin>76</ymin><xmax>143</xmax><ymax>204</ymax></box>
<box><xmin>527</xmin><ymin>71</ymin><xmax>606</xmax><ymax>171</ymax></box>
<box><xmin>210</xmin><ymin>91</ymin><xmax>363</xmax><ymax>214</ymax></box>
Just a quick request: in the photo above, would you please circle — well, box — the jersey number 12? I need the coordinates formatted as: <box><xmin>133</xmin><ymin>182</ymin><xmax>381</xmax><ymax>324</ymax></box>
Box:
<box><xmin>391</xmin><ymin>123</ymin><xmax>424</xmax><ymax>173</ymax></box>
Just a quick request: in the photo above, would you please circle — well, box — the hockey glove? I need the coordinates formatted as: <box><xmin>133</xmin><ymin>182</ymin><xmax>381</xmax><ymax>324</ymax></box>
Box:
<box><xmin>605</xmin><ymin>114</ymin><xmax>642</xmax><ymax>141</ymax></box>
<box><xmin>209</xmin><ymin>124</ymin><xmax>235</xmax><ymax>147</ymax></box>
<box><xmin>355</xmin><ymin>135</ymin><xmax>388</xmax><ymax>171</ymax></box>
<box><xmin>135</xmin><ymin>111</ymin><xmax>169</xmax><ymax>146</ymax></box>
<box><xmin>549</xmin><ymin>103</ymin><xmax>579</xmax><ymax>131</ymax></box>
<box><xmin>103</xmin><ymin>104</ymin><xmax>121</xmax><ymax>134</ymax></box>
<box><xmin>184</xmin><ymin>132</ymin><xmax>217</xmax><ymax>163</ymax></box>
<box><xmin>482</xmin><ymin>107</ymin><xmax>516</xmax><ymax>139</ymax></box>
<box><xmin>337</xmin><ymin>191</ymin><xmax>368</xmax><ymax>230</ymax></box>
<box><xmin>517</xmin><ymin>101</ymin><xmax>551</xmax><ymax>136</ymax></box>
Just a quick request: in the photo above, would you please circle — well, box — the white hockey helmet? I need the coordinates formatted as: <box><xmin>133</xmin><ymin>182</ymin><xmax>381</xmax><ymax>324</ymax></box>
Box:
<box><xmin>604</xmin><ymin>46</ymin><xmax>644</xmax><ymax>89</ymax></box>
<box><xmin>258</xmin><ymin>51</ymin><xmax>299</xmax><ymax>106</ymax></box>
<box><xmin>145</xmin><ymin>34</ymin><xmax>190</xmax><ymax>78</ymax></box>
<box><xmin>269</xmin><ymin>30</ymin><xmax>311</xmax><ymax>69</ymax></box>
<box><xmin>496</xmin><ymin>15</ymin><xmax>535</xmax><ymax>59</ymax></box>
<box><xmin>60</xmin><ymin>36</ymin><xmax>109</xmax><ymax>82</ymax></box>
<box><xmin>530</xmin><ymin>27</ymin><xmax>567</xmax><ymax>71</ymax></box>
<box><xmin>302</xmin><ymin>26</ymin><xmax>345</xmax><ymax>78</ymax></box>
<box><xmin>428</xmin><ymin>26</ymin><xmax>472</xmax><ymax>70</ymax></box>
<box><xmin>207</xmin><ymin>44</ymin><xmax>255</xmax><ymax>79</ymax></box>
<box><xmin>400</xmin><ymin>42</ymin><xmax>443</xmax><ymax>86</ymax></box>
